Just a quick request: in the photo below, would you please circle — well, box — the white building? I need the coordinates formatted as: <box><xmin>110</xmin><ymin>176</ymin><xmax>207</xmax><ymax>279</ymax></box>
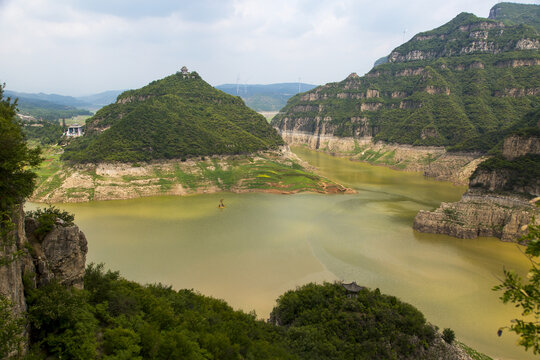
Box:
<box><xmin>64</xmin><ymin>124</ymin><xmax>84</xmax><ymax>137</ymax></box>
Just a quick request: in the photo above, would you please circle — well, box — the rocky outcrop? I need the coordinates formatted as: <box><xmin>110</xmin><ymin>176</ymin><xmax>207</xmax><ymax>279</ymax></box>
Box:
<box><xmin>414</xmin><ymin>191</ymin><xmax>539</xmax><ymax>242</ymax></box>
<box><xmin>470</xmin><ymin>167</ymin><xmax>540</xmax><ymax>196</ymax></box>
<box><xmin>502</xmin><ymin>134</ymin><xmax>540</xmax><ymax>160</ymax></box>
<box><xmin>276</xmin><ymin>129</ymin><xmax>484</xmax><ymax>185</ymax></box>
<box><xmin>0</xmin><ymin>205</ymin><xmax>33</xmax><ymax>316</ymax></box>
<box><xmin>414</xmin><ymin>132</ymin><xmax>540</xmax><ymax>242</ymax></box>
<box><xmin>0</xmin><ymin>205</ymin><xmax>88</xmax><ymax>354</ymax></box>
<box><xmin>24</xmin><ymin>217</ymin><xmax>87</xmax><ymax>289</ymax></box>
<box><xmin>116</xmin><ymin>94</ymin><xmax>153</xmax><ymax>104</ymax></box>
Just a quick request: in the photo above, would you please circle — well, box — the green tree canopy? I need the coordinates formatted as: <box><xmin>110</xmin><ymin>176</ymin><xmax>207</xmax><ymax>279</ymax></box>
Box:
<box><xmin>494</xmin><ymin>220</ymin><xmax>540</xmax><ymax>354</ymax></box>
<box><xmin>0</xmin><ymin>83</ymin><xmax>41</xmax><ymax>212</ymax></box>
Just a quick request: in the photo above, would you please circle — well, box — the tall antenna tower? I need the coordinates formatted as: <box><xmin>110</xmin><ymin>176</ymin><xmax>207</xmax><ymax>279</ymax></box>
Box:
<box><xmin>298</xmin><ymin>77</ymin><xmax>301</xmax><ymax>93</ymax></box>
<box><xmin>402</xmin><ymin>28</ymin><xmax>407</xmax><ymax>43</ymax></box>
<box><xmin>236</xmin><ymin>76</ymin><xmax>240</xmax><ymax>96</ymax></box>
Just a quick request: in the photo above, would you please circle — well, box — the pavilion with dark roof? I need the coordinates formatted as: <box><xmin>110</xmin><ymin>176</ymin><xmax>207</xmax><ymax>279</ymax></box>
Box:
<box><xmin>342</xmin><ymin>282</ymin><xmax>364</xmax><ymax>298</ymax></box>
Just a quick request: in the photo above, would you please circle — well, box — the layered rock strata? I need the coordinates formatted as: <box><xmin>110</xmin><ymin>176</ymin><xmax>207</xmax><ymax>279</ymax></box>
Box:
<box><xmin>414</xmin><ymin>191</ymin><xmax>538</xmax><ymax>242</ymax></box>
<box><xmin>414</xmin><ymin>134</ymin><xmax>540</xmax><ymax>241</ymax></box>
<box><xmin>278</xmin><ymin>129</ymin><xmax>484</xmax><ymax>185</ymax></box>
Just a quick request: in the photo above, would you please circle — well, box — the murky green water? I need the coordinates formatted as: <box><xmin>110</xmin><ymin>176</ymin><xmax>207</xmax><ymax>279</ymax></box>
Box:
<box><xmin>41</xmin><ymin>148</ymin><xmax>533</xmax><ymax>359</ymax></box>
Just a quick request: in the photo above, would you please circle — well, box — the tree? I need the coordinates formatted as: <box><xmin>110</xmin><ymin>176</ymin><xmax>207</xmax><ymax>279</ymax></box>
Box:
<box><xmin>0</xmin><ymin>295</ymin><xmax>25</xmax><ymax>358</ymax></box>
<box><xmin>493</xmin><ymin>220</ymin><xmax>540</xmax><ymax>354</ymax></box>
<box><xmin>0</xmin><ymin>83</ymin><xmax>41</xmax><ymax>212</ymax></box>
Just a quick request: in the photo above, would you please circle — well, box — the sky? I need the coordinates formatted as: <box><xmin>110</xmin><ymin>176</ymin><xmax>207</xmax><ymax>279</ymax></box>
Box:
<box><xmin>0</xmin><ymin>0</ymin><xmax>538</xmax><ymax>96</ymax></box>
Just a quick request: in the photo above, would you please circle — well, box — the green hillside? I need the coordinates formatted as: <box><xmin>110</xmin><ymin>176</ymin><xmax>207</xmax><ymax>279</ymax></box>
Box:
<box><xmin>62</xmin><ymin>70</ymin><xmax>284</xmax><ymax>163</ymax></box>
<box><xmin>272</xmin><ymin>9</ymin><xmax>539</xmax><ymax>152</ymax></box>
<box><xmin>489</xmin><ymin>2</ymin><xmax>540</xmax><ymax>31</ymax></box>
<box><xmin>7</xmin><ymin>94</ymin><xmax>92</xmax><ymax>121</ymax></box>
<box><xmin>23</xmin><ymin>267</ymin><xmax>473</xmax><ymax>360</ymax></box>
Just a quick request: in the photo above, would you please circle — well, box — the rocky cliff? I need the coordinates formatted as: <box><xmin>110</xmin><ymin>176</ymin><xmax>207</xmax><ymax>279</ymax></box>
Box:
<box><xmin>414</xmin><ymin>132</ymin><xmax>540</xmax><ymax>242</ymax></box>
<box><xmin>279</xmin><ymin>131</ymin><xmax>484</xmax><ymax>185</ymax></box>
<box><xmin>414</xmin><ymin>191</ymin><xmax>538</xmax><ymax>242</ymax></box>
<box><xmin>272</xmin><ymin>6</ymin><xmax>539</xmax><ymax>153</ymax></box>
<box><xmin>0</xmin><ymin>205</ymin><xmax>88</xmax><ymax>353</ymax></box>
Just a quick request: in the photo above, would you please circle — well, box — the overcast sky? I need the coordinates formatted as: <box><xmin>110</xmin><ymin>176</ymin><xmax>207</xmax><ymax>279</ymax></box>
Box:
<box><xmin>0</xmin><ymin>0</ymin><xmax>538</xmax><ymax>96</ymax></box>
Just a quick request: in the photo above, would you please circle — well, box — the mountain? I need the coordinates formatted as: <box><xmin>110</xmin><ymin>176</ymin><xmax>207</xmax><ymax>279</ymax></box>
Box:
<box><xmin>62</xmin><ymin>69</ymin><xmax>285</xmax><ymax>163</ymax></box>
<box><xmin>216</xmin><ymin>83</ymin><xmax>317</xmax><ymax>112</ymax></box>
<box><xmin>76</xmin><ymin>90</ymin><xmax>124</xmax><ymax>109</ymax></box>
<box><xmin>4</xmin><ymin>90</ymin><xmax>92</xmax><ymax>109</ymax></box>
<box><xmin>4</xmin><ymin>92</ymin><xmax>92</xmax><ymax>121</ymax></box>
<box><xmin>272</xmin><ymin>6</ymin><xmax>539</xmax><ymax>152</ymax></box>
<box><xmin>489</xmin><ymin>2</ymin><xmax>540</xmax><ymax>31</ymax></box>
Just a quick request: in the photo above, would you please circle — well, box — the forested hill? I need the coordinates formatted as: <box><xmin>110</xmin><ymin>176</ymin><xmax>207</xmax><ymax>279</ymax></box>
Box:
<box><xmin>272</xmin><ymin>4</ymin><xmax>539</xmax><ymax>152</ymax></box>
<box><xmin>62</xmin><ymin>70</ymin><xmax>284</xmax><ymax>163</ymax></box>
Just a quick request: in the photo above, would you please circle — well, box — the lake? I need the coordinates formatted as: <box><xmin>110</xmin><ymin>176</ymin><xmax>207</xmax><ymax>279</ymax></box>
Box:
<box><xmin>43</xmin><ymin>147</ymin><xmax>533</xmax><ymax>360</ymax></box>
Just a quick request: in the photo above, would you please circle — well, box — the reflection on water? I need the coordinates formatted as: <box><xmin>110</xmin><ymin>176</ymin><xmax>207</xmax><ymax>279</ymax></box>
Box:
<box><xmin>41</xmin><ymin>147</ymin><xmax>533</xmax><ymax>360</ymax></box>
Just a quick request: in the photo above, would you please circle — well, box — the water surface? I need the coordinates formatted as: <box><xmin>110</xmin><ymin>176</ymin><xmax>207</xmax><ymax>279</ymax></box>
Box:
<box><xmin>47</xmin><ymin>148</ymin><xmax>532</xmax><ymax>360</ymax></box>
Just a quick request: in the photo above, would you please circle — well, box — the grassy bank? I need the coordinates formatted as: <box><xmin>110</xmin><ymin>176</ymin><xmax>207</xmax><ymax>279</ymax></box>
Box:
<box><xmin>31</xmin><ymin>146</ymin><xmax>350</xmax><ymax>203</ymax></box>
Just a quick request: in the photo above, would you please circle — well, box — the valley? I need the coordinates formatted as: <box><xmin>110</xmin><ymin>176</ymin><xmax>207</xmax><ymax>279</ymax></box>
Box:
<box><xmin>32</xmin><ymin>147</ymin><xmax>534</xmax><ymax>360</ymax></box>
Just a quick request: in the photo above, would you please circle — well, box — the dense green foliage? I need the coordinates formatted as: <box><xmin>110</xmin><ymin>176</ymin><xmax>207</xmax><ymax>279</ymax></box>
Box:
<box><xmin>489</xmin><ymin>2</ymin><xmax>540</xmax><ymax>31</ymax></box>
<box><xmin>273</xmin><ymin>10</ymin><xmax>539</xmax><ymax>152</ymax></box>
<box><xmin>391</xmin><ymin>12</ymin><xmax>538</xmax><ymax>59</ymax></box>
<box><xmin>0</xmin><ymin>295</ymin><xmax>25</xmax><ymax>358</ymax></box>
<box><xmin>22</xmin><ymin>120</ymin><xmax>64</xmax><ymax>145</ymax></box>
<box><xmin>270</xmin><ymin>283</ymin><xmax>448</xmax><ymax>359</ymax></box>
<box><xmin>23</xmin><ymin>267</ymin><xmax>460</xmax><ymax>360</ymax></box>
<box><xmin>25</xmin><ymin>264</ymin><xmax>294</xmax><ymax>359</ymax></box>
<box><xmin>216</xmin><ymin>83</ymin><xmax>317</xmax><ymax>112</ymax></box>
<box><xmin>62</xmin><ymin>72</ymin><xmax>284</xmax><ymax>163</ymax></box>
<box><xmin>0</xmin><ymin>84</ymin><xmax>41</xmax><ymax>212</ymax></box>
<box><xmin>26</xmin><ymin>206</ymin><xmax>75</xmax><ymax>241</ymax></box>
<box><xmin>493</xmin><ymin>221</ymin><xmax>540</xmax><ymax>354</ymax></box>
<box><xmin>14</xmin><ymin>96</ymin><xmax>91</xmax><ymax>121</ymax></box>
<box><xmin>442</xmin><ymin>328</ymin><xmax>455</xmax><ymax>344</ymax></box>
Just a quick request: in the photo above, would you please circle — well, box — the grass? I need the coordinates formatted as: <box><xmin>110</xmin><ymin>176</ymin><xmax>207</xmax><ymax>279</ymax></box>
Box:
<box><xmin>64</xmin><ymin>115</ymin><xmax>92</xmax><ymax>126</ymax></box>
<box><xmin>456</xmin><ymin>342</ymin><xmax>493</xmax><ymax>360</ymax></box>
<box><xmin>34</xmin><ymin>146</ymin><xmax>63</xmax><ymax>188</ymax></box>
<box><xmin>31</xmin><ymin>144</ymin><xmax>344</xmax><ymax>201</ymax></box>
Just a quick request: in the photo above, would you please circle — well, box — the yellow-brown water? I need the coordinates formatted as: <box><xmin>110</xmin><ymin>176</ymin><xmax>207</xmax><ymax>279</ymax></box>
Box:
<box><xmin>46</xmin><ymin>148</ymin><xmax>533</xmax><ymax>360</ymax></box>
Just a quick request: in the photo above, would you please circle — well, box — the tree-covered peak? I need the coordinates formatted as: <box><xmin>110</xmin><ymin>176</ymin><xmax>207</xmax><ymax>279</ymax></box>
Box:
<box><xmin>389</xmin><ymin>10</ymin><xmax>538</xmax><ymax>63</ymax></box>
<box><xmin>62</xmin><ymin>69</ymin><xmax>284</xmax><ymax>163</ymax></box>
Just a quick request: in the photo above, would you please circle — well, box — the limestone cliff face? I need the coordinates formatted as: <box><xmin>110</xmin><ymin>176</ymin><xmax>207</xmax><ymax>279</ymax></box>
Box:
<box><xmin>502</xmin><ymin>134</ymin><xmax>540</xmax><ymax>160</ymax></box>
<box><xmin>414</xmin><ymin>191</ymin><xmax>539</xmax><ymax>242</ymax></box>
<box><xmin>414</xmin><ymin>134</ymin><xmax>540</xmax><ymax>242</ymax></box>
<box><xmin>0</xmin><ymin>205</ymin><xmax>33</xmax><ymax>316</ymax></box>
<box><xmin>24</xmin><ymin>217</ymin><xmax>87</xmax><ymax>289</ymax></box>
<box><xmin>272</xmin><ymin>11</ymin><xmax>539</xmax><ymax>151</ymax></box>
<box><xmin>0</xmin><ymin>205</ymin><xmax>88</xmax><ymax>352</ymax></box>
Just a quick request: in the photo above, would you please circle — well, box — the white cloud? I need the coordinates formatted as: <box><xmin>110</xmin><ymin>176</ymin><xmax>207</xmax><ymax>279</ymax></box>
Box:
<box><xmin>0</xmin><ymin>0</ymin><xmax>538</xmax><ymax>95</ymax></box>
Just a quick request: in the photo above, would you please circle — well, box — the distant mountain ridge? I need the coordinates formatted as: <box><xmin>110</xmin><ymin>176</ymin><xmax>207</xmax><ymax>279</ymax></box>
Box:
<box><xmin>272</xmin><ymin>3</ymin><xmax>539</xmax><ymax>152</ymax></box>
<box><xmin>5</xmin><ymin>89</ymin><xmax>124</xmax><ymax>113</ymax></box>
<box><xmin>216</xmin><ymin>83</ymin><xmax>317</xmax><ymax>112</ymax></box>
<box><xmin>62</xmin><ymin>69</ymin><xmax>284</xmax><ymax>163</ymax></box>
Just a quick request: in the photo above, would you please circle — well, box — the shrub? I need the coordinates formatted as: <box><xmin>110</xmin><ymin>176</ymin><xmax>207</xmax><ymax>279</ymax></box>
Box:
<box><xmin>26</xmin><ymin>206</ymin><xmax>75</xmax><ymax>240</ymax></box>
<box><xmin>442</xmin><ymin>328</ymin><xmax>455</xmax><ymax>344</ymax></box>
